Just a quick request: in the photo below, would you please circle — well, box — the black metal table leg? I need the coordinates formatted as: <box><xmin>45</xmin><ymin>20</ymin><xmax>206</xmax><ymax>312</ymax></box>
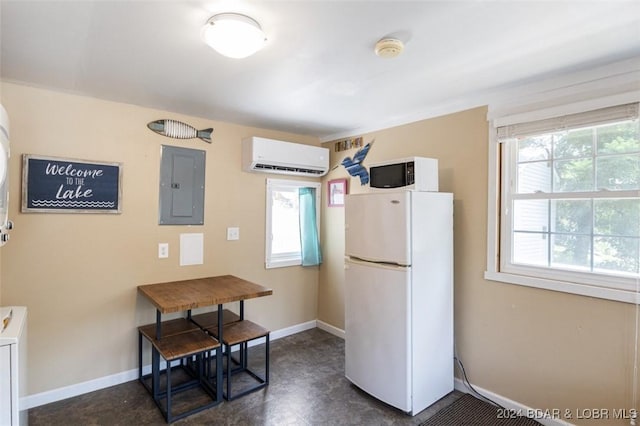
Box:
<box><xmin>217</xmin><ymin>304</ymin><xmax>223</xmax><ymax>401</ymax></box>
<box><xmin>155</xmin><ymin>310</ymin><xmax>162</xmax><ymax>339</ymax></box>
<box><xmin>152</xmin><ymin>347</ymin><xmax>160</xmax><ymax>401</ymax></box>
<box><xmin>138</xmin><ymin>332</ymin><xmax>143</xmax><ymax>383</ymax></box>
<box><xmin>166</xmin><ymin>358</ymin><xmax>173</xmax><ymax>423</ymax></box>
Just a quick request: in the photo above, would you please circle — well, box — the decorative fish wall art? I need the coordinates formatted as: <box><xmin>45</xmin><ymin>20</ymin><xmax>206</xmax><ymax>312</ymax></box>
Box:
<box><xmin>337</xmin><ymin>140</ymin><xmax>373</xmax><ymax>185</ymax></box>
<box><xmin>147</xmin><ymin>119</ymin><xmax>213</xmax><ymax>144</ymax></box>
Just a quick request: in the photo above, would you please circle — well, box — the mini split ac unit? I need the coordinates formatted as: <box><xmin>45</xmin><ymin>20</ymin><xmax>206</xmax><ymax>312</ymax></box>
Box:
<box><xmin>242</xmin><ymin>137</ymin><xmax>329</xmax><ymax>177</ymax></box>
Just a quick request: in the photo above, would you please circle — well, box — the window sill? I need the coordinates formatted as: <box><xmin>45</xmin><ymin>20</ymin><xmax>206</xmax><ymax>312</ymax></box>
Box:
<box><xmin>484</xmin><ymin>271</ymin><xmax>639</xmax><ymax>304</ymax></box>
<box><xmin>266</xmin><ymin>258</ymin><xmax>301</xmax><ymax>269</ymax></box>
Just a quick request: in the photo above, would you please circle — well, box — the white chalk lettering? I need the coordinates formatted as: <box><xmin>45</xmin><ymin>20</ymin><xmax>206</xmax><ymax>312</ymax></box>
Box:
<box><xmin>46</xmin><ymin>163</ymin><xmax>104</xmax><ymax>179</ymax></box>
<box><xmin>55</xmin><ymin>184</ymin><xmax>93</xmax><ymax>200</ymax></box>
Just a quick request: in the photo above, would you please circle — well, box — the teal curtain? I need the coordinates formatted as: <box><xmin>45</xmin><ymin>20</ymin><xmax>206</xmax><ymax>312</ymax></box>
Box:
<box><xmin>299</xmin><ymin>187</ymin><xmax>322</xmax><ymax>266</ymax></box>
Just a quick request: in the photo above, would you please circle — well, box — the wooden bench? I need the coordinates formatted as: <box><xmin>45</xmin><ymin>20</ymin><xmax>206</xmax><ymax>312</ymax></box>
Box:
<box><xmin>205</xmin><ymin>320</ymin><xmax>270</xmax><ymax>400</ymax></box>
<box><xmin>138</xmin><ymin>320</ymin><xmax>222</xmax><ymax>422</ymax></box>
<box><xmin>139</xmin><ymin>317</ymin><xmax>199</xmax><ymax>340</ymax></box>
<box><xmin>190</xmin><ymin>308</ymin><xmax>240</xmax><ymax>329</ymax></box>
<box><xmin>138</xmin><ymin>318</ymin><xmax>199</xmax><ymax>391</ymax></box>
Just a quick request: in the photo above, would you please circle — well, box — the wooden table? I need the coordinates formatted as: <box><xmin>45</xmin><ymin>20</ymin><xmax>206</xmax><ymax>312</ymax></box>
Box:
<box><xmin>138</xmin><ymin>275</ymin><xmax>273</xmax><ymax>314</ymax></box>
<box><xmin>137</xmin><ymin>275</ymin><xmax>273</xmax><ymax>416</ymax></box>
<box><xmin>138</xmin><ymin>274</ymin><xmax>272</xmax><ymax>338</ymax></box>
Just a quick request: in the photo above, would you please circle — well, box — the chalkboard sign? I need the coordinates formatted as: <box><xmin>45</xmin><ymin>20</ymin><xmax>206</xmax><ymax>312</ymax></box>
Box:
<box><xmin>22</xmin><ymin>155</ymin><xmax>122</xmax><ymax>213</ymax></box>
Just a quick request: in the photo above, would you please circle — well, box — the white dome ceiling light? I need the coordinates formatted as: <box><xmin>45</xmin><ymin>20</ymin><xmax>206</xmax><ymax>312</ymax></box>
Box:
<box><xmin>202</xmin><ymin>13</ymin><xmax>267</xmax><ymax>59</ymax></box>
<box><xmin>374</xmin><ymin>38</ymin><xmax>404</xmax><ymax>58</ymax></box>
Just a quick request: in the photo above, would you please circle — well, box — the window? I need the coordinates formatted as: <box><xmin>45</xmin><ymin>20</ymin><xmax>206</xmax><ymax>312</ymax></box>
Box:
<box><xmin>487</xmin><ymin>101</ymin><xmax>640</xmax><ymax>302</ymax></box>
<box><xmin>265</xmin><ymin>178</ymin><xmax>321</xmax><ymax>269</ymax></box>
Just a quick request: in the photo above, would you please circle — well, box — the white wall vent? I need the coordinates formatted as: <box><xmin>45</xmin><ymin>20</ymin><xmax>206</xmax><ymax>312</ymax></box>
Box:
<box><xmin>242</xmin><ymin>137</ymin><xmax>329</xmax><ymax>177</ymax></box>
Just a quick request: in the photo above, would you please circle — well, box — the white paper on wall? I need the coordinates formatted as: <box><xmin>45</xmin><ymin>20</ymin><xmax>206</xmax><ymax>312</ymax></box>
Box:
<box><xmin>180</xmin><ymin>233</ymin><xmax>203</xmax><ymax>266</ymax></box>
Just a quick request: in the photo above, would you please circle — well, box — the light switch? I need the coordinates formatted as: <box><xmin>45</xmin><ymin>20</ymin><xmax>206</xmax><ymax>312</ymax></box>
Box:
<box><xmin>227</xmin><ymin>227</ymin><xmax>240</xmax><ymax>241</ymax></box>
<box><xmin>158</xmin><ymin>243</ymin><xmax>169</xmax><ymax>258</ymax></box>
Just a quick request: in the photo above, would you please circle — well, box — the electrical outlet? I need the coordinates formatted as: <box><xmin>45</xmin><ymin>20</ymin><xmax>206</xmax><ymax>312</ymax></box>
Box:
<box><xmin>158</xmin><ymin>243</ymin><xmax>169</xmax><ymax>258</ymax></box>
<box><xmin>226</xmin><ymin>227</ymin><xmax>240</xmax><ymax>241</ymax></box>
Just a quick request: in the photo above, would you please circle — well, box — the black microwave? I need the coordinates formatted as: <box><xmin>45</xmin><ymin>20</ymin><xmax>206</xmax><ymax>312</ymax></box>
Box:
<box><xmin>369</xmin><ymin>157</ymin><xmax>439</xmax><ymax>191</ymax></box>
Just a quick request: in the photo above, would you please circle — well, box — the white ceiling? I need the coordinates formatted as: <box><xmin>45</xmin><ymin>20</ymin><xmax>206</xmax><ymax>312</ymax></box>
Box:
<box><xmin>1</xmin><ymin>1</ymin><xmax>639</xmax><ymax>141</ymax></box>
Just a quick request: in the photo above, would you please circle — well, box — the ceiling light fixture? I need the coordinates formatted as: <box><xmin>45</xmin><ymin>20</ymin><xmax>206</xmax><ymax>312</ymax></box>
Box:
<box><xmin>201</xmin><ymin>13</ymin><xmax>266</xmax><ymax>59</ymax></box>
<box><xmin>374</xmin><ymin>38</ymin><xmax>404</xmax><ymax>58</ymax></box>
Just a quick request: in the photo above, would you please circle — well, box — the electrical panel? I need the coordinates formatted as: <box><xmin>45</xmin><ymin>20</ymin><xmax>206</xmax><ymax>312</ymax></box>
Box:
<box><xmin>159</xmin><ymin>145</ymin><xmax>205</xmax><ymax>225</ymax></box>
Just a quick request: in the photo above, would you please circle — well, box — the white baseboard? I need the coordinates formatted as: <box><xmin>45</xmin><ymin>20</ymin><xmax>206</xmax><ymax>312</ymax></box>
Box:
<box><xmin>23</xmin><ymin>369</ymin><xmax>139</xmax><ymax>410</ymax></box>
<box><xmin>21</xmin><ymin>319</ymin><xmax>318</xmax><ymax>410</ymax></box>
<box><xmin>270</xmin><ymin>319</ymin><xmax>317</xmax><ymax>340</ymax></box>
<box><xmin>317</xmin><ymin>320</ymin><xmax>345</xmax><ymax>339</ymax></box>
<box><xmin>454</xmin><ymin>378</ymin><xmax>574</xmax><ymax>426</ymax></box>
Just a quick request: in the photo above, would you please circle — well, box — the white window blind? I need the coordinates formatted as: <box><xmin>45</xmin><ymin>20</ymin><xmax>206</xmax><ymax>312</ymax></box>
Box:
<box><xmin>497</xmin><ymin>102</ymin><xmax>639</xmax><ymax>141</ymax></box>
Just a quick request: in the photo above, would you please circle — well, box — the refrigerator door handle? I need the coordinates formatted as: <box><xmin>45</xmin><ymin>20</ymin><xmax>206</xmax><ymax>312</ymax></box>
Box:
<box><xmin>345</xmin><ymin>257</ymin><xmax>410</xmax><ymax>271</ymax></box>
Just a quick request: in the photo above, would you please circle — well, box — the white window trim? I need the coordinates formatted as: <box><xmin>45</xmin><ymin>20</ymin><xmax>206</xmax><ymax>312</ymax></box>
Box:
<box><xmin>485</xmin><ymin>92</ymin><xmax>640</xmax><ymax>305</ymax></box>
<box><xmin>265</xmin><ymin>178</ymin><xmax>321</xmax><ymax>269</ymax></box>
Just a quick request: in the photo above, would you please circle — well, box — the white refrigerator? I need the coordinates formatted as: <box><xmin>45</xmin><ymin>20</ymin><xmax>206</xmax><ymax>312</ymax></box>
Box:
<box><xmin>344</xmin><ymin>190</ymin><xmax>453</xmax><ymax>415</ymax></box>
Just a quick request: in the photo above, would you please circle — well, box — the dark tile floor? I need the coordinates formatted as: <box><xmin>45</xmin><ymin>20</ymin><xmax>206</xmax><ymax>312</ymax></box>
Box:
<box><xmin>29</xmin><ymin>328</ymin><xmax>462</xmax><ymax>425</ymax></box>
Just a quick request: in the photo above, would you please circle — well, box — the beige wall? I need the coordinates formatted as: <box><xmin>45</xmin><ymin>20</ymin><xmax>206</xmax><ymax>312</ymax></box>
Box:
<box><xmin>0</xmin><ymin>82</ymin><xmax>320</xmax><ymax>395</ymax></box>
<box><xmin>318</xmin><ymin>106</ymin><xmax>638</xmax><ymax>425</ymax></box>
<box><xmin>2</xmin><ymin>81</ymin><xmax>637</xmax><ymax>424</ymax></box>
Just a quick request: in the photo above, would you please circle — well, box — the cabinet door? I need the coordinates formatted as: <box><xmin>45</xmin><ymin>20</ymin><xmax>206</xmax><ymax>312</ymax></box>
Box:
<box><xmin>0</xmin><ymin>344</ymin><xmax>12</xmax><ymax>425</ymax></box>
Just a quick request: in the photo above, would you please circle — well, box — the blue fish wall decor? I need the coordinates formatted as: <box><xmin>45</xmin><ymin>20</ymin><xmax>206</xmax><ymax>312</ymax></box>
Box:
<box><xmin>339</xmin><ymin>141</ymin><xmax>373</xmax><ymax>185</ymax></box>
<box><xmin>147</xmin><ymin>119</ymin><xmax>213</xmax><ymax>143</ymax></box>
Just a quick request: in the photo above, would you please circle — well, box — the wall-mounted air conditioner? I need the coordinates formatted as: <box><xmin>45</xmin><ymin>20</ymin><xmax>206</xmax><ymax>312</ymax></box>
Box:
<box><xmin>242</xmin><ymin>137</ymin><xmax>329</xmax><ymax>177</ymax></box>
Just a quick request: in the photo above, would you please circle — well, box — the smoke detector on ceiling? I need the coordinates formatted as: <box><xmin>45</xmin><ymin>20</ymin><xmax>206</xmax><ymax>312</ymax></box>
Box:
<box><xmin>374</xmin><ymin>38</ymin><xmax>404</xmax><ymax>58</ymax></box>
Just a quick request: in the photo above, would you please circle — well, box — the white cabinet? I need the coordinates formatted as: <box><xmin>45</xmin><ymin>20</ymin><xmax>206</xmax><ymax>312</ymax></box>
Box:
<box><xmin>0</xmin><ymin>306</ymin><xmax>27</xmax><ymax>426</ymax></box>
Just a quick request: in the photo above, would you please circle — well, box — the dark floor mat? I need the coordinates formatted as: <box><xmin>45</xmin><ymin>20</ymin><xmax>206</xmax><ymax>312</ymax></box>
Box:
<box><xmin>420</xmin><ymin>394</ymin><xmax>542</xmax><ymax>426</ymax></box>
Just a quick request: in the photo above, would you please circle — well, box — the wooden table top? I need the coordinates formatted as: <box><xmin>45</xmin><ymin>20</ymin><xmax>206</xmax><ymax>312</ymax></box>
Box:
<box><xmin>138</xmin><ymin>275</ymin><xmax>273</xmax><ymax>314</ymax></box>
